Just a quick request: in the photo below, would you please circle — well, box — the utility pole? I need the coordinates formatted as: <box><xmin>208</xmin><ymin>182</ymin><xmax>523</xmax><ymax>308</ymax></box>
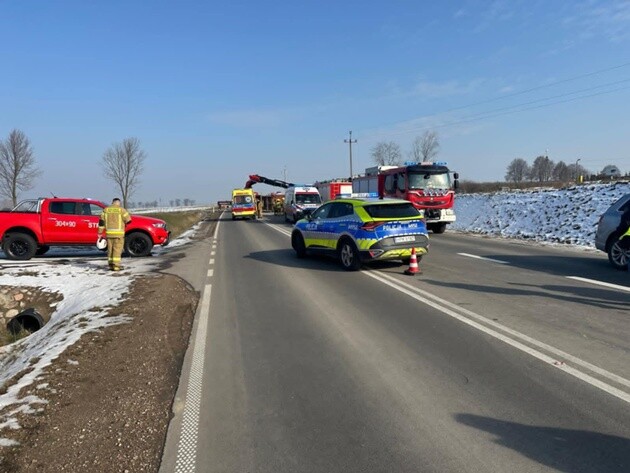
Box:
<box><xmin>283</xmin><ymin>165</ymin><xmax>287</xmax><ymax>182</ymax></box>
<box><xmin>344</xmin><ymin>131</ymin><xmax>357</xmax><ymax>178</ymax></box>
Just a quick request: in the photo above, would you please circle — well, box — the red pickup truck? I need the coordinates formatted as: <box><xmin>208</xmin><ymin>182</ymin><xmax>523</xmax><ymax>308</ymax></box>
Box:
<box><xmin>0</xmin><ymin>197</ymin><xmax>170</xmax><ymax>260</ymax></box>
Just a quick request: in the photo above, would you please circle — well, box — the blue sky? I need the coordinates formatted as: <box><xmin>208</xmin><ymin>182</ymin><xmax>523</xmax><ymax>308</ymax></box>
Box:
<box><xmin>1</xmin><ymin>0</ymin><xmax>629</xmax><ymax>205</ymax></box>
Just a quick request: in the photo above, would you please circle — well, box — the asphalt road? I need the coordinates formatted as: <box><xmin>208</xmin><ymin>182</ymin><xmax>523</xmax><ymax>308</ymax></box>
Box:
<box><xmin>160</xmin><ymin>213</ymin><xmax>630</xmax><ymax>473</ymax></box>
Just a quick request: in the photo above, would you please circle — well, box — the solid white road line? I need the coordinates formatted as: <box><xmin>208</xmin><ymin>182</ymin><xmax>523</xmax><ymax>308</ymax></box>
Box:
<box><xmin>567</xmin><ymin>276</ymin><xmax>630</xmax><ymax>293</ymax></box>
<box><xmin>262</xmin><ymin>219</ymin><xmax>630</xmax><ymax>402</ymax></box>
<box><xmin>263</xmin><ymin>221</ymin><xmax>292</xmax><ymax>237</ymax></box>
<box><xmin>369</xmin><ymin>270</ymin><xmax>630</xmax><ymax>402</ymax></box>
<box><xmin>174</xmin><ymin>284</ymin><xmax>212</xmax><ymax>472</ymax></box>
<box><xmin>212</xmin><ymin>213</ymin><xmax>223</xmax><ymax>239</ymax></box>
<box><xmin>458</xmin><ymin>252</ymin><xmax>509</xmax><ymax>264</ymax></box>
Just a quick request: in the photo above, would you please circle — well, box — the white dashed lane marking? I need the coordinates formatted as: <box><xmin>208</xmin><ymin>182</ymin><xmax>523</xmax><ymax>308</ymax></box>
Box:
<box><xmin>173</xmin><ymin>215</ymin><xmax>223</xmax><ymax>472</ymax></box>
<box><xmin>458</xmin><ymin>252</ymin><xmax>509</xmax><ymax>264</ymax></box>
<box><xmin>567</xmin><ymin>276</ymin><xmax>630</xmax><ymax>293</ymax></box>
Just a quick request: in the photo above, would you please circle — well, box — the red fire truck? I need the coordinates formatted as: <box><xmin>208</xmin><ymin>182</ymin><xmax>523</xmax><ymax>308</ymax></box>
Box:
<box><xmin>314</xmin><ymin>180</ymin><xmax>353</xmax><ymax>202</ymax></box>
<box><xmin>352</xmin><ymin>162</ymin><xmax>459</xmax><ymax>233</ymax></box>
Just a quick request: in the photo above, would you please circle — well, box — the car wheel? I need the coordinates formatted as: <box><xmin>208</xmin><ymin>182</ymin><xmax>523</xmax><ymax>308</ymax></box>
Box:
<box><xmin>431</xmin><ymin>222</ymin><xmax>447</xmax><ymax>234</ymax></box>
<box><xmin>291</xmin><ymin>232</ymin><xmax>307</xmax><ymax>258</ymax></box>
<box><xmin>608</xmin><ymin>239</ymin><xmax>629</xmax><ymax>270</ymax></box>
<box><xmin>35</xmin><ymin>245</ymin><xmax>50</xmax><ymax>256</ymax></box>
<box><xmin>2</xmin><ymin>233</ymin><xmax>37</xmax><ymax>260</ymax></box>
<box><xmin>125</xmin><ymin>232</ymin><xmax>153</xmax><ymax>257</ymax></box>
<box><xmin>338</xmin><ymin>239</ymin><xmax>361</xmax><ymax>271</ymax></box>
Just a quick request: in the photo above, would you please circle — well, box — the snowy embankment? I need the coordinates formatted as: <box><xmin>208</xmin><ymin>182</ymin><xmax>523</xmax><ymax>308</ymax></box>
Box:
<box><xmin>0</xmin><ymin>222</ymin><xmax>204</xmax><ymax>445</ymax></box>
<box><xmin>451</xmin><ymin>182</ymin><xmax>630</xmax><ymax>248</ymax></box>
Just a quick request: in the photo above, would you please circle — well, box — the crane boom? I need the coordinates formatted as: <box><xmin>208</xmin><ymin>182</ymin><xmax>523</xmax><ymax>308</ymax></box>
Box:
<box><xmin>245</xmin><ymin>174</ymin><xmax>294</xmax><ymax>189</ymax></box>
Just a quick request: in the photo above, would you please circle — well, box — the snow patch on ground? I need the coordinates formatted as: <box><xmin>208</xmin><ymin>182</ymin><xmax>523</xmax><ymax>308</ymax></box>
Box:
<box><xmin>0</xmin><ymin>223</ymin><xmax>205</xmax><ymax>445</ymax></box>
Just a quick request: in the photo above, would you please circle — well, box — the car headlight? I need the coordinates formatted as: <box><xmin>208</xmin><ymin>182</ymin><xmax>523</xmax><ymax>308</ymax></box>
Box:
<box><xmin>152</xmin><ymin>222</ymin><xmax>167</xmax><ymax>229</ymax></box>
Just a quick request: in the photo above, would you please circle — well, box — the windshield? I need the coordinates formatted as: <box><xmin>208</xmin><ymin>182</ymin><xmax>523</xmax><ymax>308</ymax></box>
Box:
<box><xmin>233</xmin><ymin>195</ymin><xmax>253</xmax><ymax>205</ymax></box>
<box><xmin>364</xmin><ymin>203</ymin><xmax>420</xmax><ymax>219</ymax></box>
<box><xmin>408</xmin><ymin>172</ymin><xmax>451</xmax><ymax>190</ymax></box>
<box><xmin>296</xmin><ymin>193</ymin><xmax>321</xmax><ymax>205</ymax></box>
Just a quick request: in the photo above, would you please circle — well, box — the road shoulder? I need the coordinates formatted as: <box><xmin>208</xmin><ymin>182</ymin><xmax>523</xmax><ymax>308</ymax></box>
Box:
<box><xmin>0</xmin><ymin>273</ymin><xmax>197</xmax><ymax>472</ymax></box>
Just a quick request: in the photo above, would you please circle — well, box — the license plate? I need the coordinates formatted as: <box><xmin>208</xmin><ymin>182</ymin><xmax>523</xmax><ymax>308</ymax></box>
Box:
<box><xmin>394</xmin><ymin>235</ymin><xmax>415</xmax><ymax>243</ymax></box>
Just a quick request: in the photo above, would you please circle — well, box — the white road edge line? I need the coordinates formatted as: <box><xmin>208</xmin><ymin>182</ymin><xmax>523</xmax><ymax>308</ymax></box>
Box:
<box><xmin>458</xmin><ymin>252</ymin><xmax>509</xmax><ymax>264</ymax></box>
<box><xmin>367</xmin><ymin>270</ymin><xmax>630</xmax><ymax>404</ymax></box>
<box><xmin>375</xmin><ymin>271</ymin><xmax>630</xmax><ymax>389</ymax></box>
<box><xmin>173</xmin><ymin>212</ymin><xmax>223</xmax><ymax>471</ymax></box>
<box><xmin>567</xmin><ymin>276</ymin><xmax>630</xmax><ymax>293</ymax></box>
<box><xmin>174</xmin><ymin>283</ymin><xmax>212</xmax><ymax>472</ymax></box>
<box><xmin>263</xmin><ymin>221</ymin><xmax>292</xmax><ymax>237</ymax></box>
<box><xmin>262</xmin><ymin>219</ymin><xmax>630</xmax><ymax>401</ymax></box>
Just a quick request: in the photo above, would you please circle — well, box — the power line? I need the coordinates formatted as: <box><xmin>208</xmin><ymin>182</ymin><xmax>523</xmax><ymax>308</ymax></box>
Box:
<box><xmin>438</xmin><ymin>60</ymin><xmax>630</xmax><ymax>114</ymax></box>
<box><xmin>366</xmin><ymin>83</ymin><xmax>630</xmax><ymax>139</ymax></box>
<box><xmin>359</xmin><ymin>60</ymin><xmax>630</xmax><ymax>137</ymax></box>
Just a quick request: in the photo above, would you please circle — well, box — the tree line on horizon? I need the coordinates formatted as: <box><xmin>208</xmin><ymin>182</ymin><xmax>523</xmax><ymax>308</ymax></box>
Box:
<box><xmin>504</xmin><ymin>156</ymin><xmax>626</xmax><ymax>184</ymax></box>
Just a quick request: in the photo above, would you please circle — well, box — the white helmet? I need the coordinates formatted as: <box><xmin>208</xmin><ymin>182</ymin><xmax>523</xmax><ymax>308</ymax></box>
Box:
<box><xmin>96</xmin><ymin>238</ymin><xmax>107</xmax><ymax>250</ymax></box>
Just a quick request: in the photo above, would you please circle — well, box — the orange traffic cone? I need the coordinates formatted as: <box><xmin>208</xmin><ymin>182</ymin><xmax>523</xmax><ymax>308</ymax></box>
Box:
<box><xmin>404</xmin><ymin>247</ymin><xmax>421</xmax><ymax>275</ymax></box>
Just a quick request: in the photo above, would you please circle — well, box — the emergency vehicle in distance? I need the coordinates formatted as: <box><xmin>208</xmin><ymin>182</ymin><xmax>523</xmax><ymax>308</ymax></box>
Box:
<box><xmin>284</xmin><ymin>186</ymin><xmax>322</xmax><ymax>223</ymax></box>
<box><xmin>0</xmin><ymin>197</ymin><xmax>170</xmax><ymax>260</ymax></box>
<box><xmin>231</xmin><ymin>188</ymin><xmax>257</xmax><ymax>220</ymax></box>
<box><xmin>351</xmin><ymin>162</ymin><xmax>459</xmax><ymax>234</ymax></box>
<box><xmin>314</xmin><ymin>180</ymin><xmax>353</xmax><ymax>202</ymax></box>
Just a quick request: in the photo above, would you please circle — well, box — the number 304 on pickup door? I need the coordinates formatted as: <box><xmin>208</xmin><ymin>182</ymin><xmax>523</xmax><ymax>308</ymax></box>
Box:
<box><xmin>54</xmin><ymin>220</ymin><xmax>77</xmax><ymax>228</ymax></box>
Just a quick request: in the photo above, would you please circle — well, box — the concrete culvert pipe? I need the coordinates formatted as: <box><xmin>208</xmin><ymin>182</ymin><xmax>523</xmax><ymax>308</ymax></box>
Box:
<box><xmin>7</xmin><ymin>308</ymin><xmax>46</xmax><ymax>335</ymax></box>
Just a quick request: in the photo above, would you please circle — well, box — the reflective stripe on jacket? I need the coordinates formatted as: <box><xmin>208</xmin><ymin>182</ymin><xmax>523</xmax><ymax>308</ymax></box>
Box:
<box><xmin>98</xmin><ymin>206</ymin><xmax>131</xmax><ymax>237</ymax></box>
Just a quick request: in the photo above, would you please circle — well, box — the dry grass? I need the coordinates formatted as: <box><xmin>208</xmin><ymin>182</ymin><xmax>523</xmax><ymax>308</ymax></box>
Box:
<box><xmin>142</xmin><ymin>210</ymin><xmax>206</xmax><ymax>239</ymax></box>
<box><xmin>0</xmin><ymin>324</ymin><xmax>30</xmax><ymax>348</ymax></box>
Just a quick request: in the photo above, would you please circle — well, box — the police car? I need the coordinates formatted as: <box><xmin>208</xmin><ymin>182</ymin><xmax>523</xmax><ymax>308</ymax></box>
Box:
<box><xmin>290</xmin><ymin>195</ymin><xmax>429</xmax><ymax>271</ymax></box>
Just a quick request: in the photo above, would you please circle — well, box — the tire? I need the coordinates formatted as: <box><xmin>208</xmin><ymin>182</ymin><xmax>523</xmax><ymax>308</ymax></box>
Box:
<box><xmin>607</xmin><ymin>239</ymin><xmax>629</xmax><ymax>270</ymax></box>
<box><xmin>125</xmin><ymin>232</ymin><xmax>153</xmax><ymax>257</ymax></box>
<box><xmin>338</xmin><ymin>239</ymin><xmax>361</xmax><ymax>271</ymax></box>
<box><xmin>291</xmin><ymin>231</ymin><xmax>307</xmax><ymax>258</ymax></box>
<box><xmin>35</xmin><ymin>245</ymin><xmax>50</xmax><ymax>256</ymax></box>
<box><xmin>2</xmin><ymin>233</ymin><xmax>37</xmax><ymax>260</ymax></box>
<box><xmin>430</xmin><ymin>222</ymin><xmax>447</xmax><ymax>234</ymax></box>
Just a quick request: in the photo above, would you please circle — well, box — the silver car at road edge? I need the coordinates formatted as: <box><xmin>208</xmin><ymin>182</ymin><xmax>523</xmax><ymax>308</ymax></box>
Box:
<box><xmin>594</xmin><ymin>193</ymin><xmax>630</xmax><ymax>270</ymax></box>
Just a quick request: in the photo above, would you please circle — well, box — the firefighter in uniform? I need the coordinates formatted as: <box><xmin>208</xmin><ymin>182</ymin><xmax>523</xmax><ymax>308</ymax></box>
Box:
<box><xmin>98</xmin><ymin>198</ymin><xmax>131</xmax><ymax>271</ymax></box>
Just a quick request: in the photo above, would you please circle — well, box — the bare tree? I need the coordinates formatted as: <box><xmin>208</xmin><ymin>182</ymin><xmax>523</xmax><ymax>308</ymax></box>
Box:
<box><xmin>101</xmin><ymin>137</ymin><xmax>146</xmax><ymax>208</ymax></box>
<box><xmin>504</xmin><ymin>158</ymin><xmax>530</xmax><ymax>183</ymax></box>
<box><xmin>410</xmin><ymin>130</ymin><xmax>440</xmax><ymax>162</ymax></box>
<box><xmin>0</xmin><ymin>129</ymin><xmax>41</xmax><ymax>207</ymax></box>
<box><xmin>371</xmin><ymin>141</ymin><xmax>402</xmax><ymax>166</ymax></box>
<box><xmin>529</xmin><ymin>155</ymin><xmax>554</xmax><ymax>183</ymax></box>
<box><xmin>552</xmin><ymin>161</ymin><xmax>571</xmax><ymax>182</ymax></box>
